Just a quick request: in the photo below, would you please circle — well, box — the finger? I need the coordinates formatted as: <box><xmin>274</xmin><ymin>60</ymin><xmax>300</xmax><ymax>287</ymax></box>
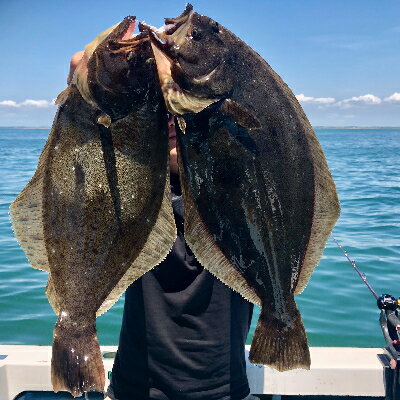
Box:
<box><xmin>67</xmin><ymin>50</ymin><xmax>85</xmax><ymax>84</ymax></box>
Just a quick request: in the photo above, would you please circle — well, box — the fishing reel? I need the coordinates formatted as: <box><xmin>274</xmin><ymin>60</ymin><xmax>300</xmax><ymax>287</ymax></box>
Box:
<box><xmin>377</xmin><ymin>294</ymin><xmax>400</xmax><ymax>400</ymax></box>
<box><xmin>377</xmin><ymin>294</ymin><xmax>400</xmax><ymax>311</ymax></box>
<box><xmin>378</xmin><ymin>294</ymin><xmax>400</xmax><ymax>351</ymax></box>
<box><xmin>332</xmin><ymin>238</ymin><xmax>400</xmax><ymax>399</ymax></box>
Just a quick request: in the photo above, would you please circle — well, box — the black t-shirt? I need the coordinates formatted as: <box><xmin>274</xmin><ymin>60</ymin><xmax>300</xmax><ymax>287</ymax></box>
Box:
<box><xmin>110</xmin><ymin>176</ymin><xmax>254</xmax><ymax>400</ymax></box>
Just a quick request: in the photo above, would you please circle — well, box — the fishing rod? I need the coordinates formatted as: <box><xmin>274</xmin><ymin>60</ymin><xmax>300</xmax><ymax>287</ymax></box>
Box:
<box><xmin>332</xmin><ymin>236</ymin><xmax>400</xmax><ymax>400</ymax></box>
<box><xmin>332</xmin><ymin>236</ymin><xmax>400</xmax><ymax>310</ymax></box>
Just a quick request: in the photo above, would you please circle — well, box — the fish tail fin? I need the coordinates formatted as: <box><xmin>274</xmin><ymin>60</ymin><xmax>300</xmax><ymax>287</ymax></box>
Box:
<box><xmin>249</xmin><ymin>303</ymin><xmax>310</xmax><ymax>371</ymax></box>
<box><xmin>51</xmin><ymin>313</ymin><xmax>105</xmax><ymax>397</ymax></box>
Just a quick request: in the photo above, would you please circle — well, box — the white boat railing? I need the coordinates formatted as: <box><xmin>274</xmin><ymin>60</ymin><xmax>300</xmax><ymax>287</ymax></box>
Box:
<box><xmin>0</xmin><ymin>345</ymin><xmax>386</xmax><ymax>400</ymax></box>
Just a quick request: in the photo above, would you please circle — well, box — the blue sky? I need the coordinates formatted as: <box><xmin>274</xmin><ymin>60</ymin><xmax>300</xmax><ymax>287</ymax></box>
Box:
<box><xmin>0</xmin><ymin>0</ymin><xmax>399</xmax><ymax>127</ymax></box>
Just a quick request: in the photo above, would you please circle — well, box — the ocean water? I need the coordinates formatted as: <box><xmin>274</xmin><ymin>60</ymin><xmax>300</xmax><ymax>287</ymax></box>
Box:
<box><xmin>0</xmin><ymin>127</ymin><xmax>399</xmax><ymax>348</ymax></box>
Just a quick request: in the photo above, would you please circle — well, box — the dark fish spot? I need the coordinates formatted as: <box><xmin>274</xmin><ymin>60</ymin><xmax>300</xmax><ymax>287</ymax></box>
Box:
<box><xmin>215</xmin><ymin>159</ymin><xmax>242</xmax><ymax>188</ymax></box>
<box><xmin>271</xmin><ymin>127</ymin><xmax>279</xmax><ymax>137</ymax></box>
<box><xmin>228</xmin><ymin>125</ymin><xmax>259</xmax><ymax>155</ymax></box>
<box><xmin>210</xmin><ymin>111</ymin><xmax>259</xmax><ymax>155</ymax></box>
<box><xmin>98</xmin><ymin>125</ymin><xmax>122</xmax><ymax>229</ymax></box>
<box><xmin>74</xmin><ymin>163</ymin><xmax>85</xmax><ymax>186</ymax></box>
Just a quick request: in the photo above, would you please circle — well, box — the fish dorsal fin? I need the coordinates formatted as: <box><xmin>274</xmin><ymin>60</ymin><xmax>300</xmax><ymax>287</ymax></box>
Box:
<box><xmin>9</xmin><ymin>108</ymin><xmax>66</xmax><ymax>272</ymax></box>
<box><xmin>294</xmin><ymin>129</ymin><xmax>340</xmax><ymax>294</ymax></box>
<box><xmin>10</xmin><ymin>174</ymin><xmax>49</xmax><ymax>272</ymax></box>
<box><xmin>177</xmin><ymin>142</ymin><xmax>261</xmax><ymax>306</ymax></box>
<box><xmin>220</xmin><ymin>99</ymin><xmax>261</xmax><ymax>130</ymax></box>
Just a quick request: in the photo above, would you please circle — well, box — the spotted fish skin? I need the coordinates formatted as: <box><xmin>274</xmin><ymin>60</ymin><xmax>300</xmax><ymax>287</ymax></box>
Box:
<box><xmin>10</xmin><ymin>18</ymin><xmax>175</xmax><ymax>397</ymax></box>
<box><xmin>149</xmin><ymin>5</ymin><xmax>340</xmax><ymax>371</ymax></box>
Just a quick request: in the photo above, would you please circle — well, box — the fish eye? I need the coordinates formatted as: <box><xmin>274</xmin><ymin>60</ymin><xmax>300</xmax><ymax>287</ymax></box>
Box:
<box><xmin>191</xmin><ymin>29</ymin><xmax>202</xmax><ymax>41</ymax></box>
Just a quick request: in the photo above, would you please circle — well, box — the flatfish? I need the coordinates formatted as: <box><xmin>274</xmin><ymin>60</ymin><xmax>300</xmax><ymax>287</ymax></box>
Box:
<box><xmin>148</xmin><ymin>5</ymin><xmax>340</xmax><ymax>371</ymax></box>
<box><xmin>10</xmin><ymin>18</ymin><xmax>175</xmax><ymax>396</ymax></box>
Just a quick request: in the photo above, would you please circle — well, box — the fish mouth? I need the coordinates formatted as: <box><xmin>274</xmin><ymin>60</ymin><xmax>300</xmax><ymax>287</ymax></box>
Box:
<box><xmin>144</xmin><ymin>5</ymin><xmax>219</xmax><ymax>115</ymax></box>
<box><xmin>107</xmin><ymin>17</ymin><xmax>152</xmax><ymax>54</ymax></box>
<box><xmin>75</xmin><ymin>16</ymin><xmax>141</xmax><ymax>74</ymax></box>
<box><xmin>111</xmin><ymin>16</ymin><xmax>137</xmax><ymax>41</ymax></box>
<box><xmin>147</xmin><ymin>4</ymin><xmax>194</xmax><ymax>58</ymax></box>
<box><xmin>71</xmin><ymin>16</ymin><xmax>140</xmax><ymax>107</ymax></box>
<box><xmin>143</xmin><ymin>4</ymin><xmax>196</xmax><ymax>84</ymax></box>
<box><xmin>85</xmin><ymin>16</ymin><xmax>138</xmax><ymax>58</ymax></box>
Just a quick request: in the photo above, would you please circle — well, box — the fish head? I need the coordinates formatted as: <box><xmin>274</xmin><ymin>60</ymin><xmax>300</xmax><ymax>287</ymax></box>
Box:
<box><xmin>147</xmin><ymin>4</ymin><xmax>234</xmax><ymax>115</ymax></box>
<box><xmin>71</xmin><ymin>17</ymin><xmax>156</xmax><ymax>120</ymax></box>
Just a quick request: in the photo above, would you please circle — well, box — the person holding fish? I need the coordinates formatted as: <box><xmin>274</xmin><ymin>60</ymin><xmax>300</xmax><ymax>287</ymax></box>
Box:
<box><xmin>65</xmin><ymin>48</ymin><xmax>258</xmax><ymax>400</ymax></box>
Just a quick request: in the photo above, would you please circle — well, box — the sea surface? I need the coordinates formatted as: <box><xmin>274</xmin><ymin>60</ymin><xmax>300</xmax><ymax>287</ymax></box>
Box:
<box><xmin>0</xmin><ymin>127</ymin><xmax>399</xmax><ymax>348</ymax></box>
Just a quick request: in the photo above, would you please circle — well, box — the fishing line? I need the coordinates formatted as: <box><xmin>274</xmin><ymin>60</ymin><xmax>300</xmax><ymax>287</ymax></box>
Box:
<box><xmin>331</xmin><ymin>235</ymin><xmax>400</xmax><ymax>354</ymax></box>
<box><xmin>331</xmin><ymin>236</ymin><xmax>379</xmax><ymax>299</ymax></box>
<box><xmin>332</xmin><ymin>235</ymin><xmax>400</xmax><ymax>313</ymax></box>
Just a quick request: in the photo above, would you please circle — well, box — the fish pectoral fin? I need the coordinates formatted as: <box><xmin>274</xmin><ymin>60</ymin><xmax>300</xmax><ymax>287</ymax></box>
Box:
<box><xmin>97</xmin><ymin>113</ymin><xmax>112</xmax><ymax>128</ymax></box>
<box><xmin>55</xmin><ymin>86</ymin><xmax>73</xmax><ymax>106</ymax></box>
<box><xmin>176</xmin><ymin>116</ymin><xmax>187</xmax><ymax>134</ymax></box>
<box><xmin>9</xmin><ymin>135</ymin><xmax>53</xmax><ymax>273</ymax></box>
<box><xmin>220</xmin><ymin>99</ymin><xmax>261</xmax><ymax>130</ymax></box>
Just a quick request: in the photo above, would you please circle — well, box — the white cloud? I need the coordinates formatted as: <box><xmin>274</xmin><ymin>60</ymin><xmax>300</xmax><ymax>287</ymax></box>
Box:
<box><xmin>296</xmin><ymin>94</ymin><xmax>336</xmax><ymax>104</ymax></box>
<box><xmin>384</xmin><ymin>92</ymin><xmax>400</xmax><ymax>102</ymax></box>
<box><xmin>336</xmin><ymin>94</ymin><xmax>382</xmax><ymax>108</ymax></box>
<box><xmin>21</xmin><ymin>99</ymin><xmax>53</xmax><ymax>108</ymax></box>
<box><xmin>0</xmin><ymin>100</ymin><xmax>18</xmax><ymax>107</ymax></box>
<box><xmin>0</xmin><ymin>99</ymin><xmax>54</xmax><ymax>108</ymax></box>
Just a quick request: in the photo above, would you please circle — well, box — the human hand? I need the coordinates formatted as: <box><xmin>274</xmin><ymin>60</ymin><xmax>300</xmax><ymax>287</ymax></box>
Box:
<box><xmin>67</xmin><ymin>51</ymin><xmax>84</xmax><ymax>84</ymax></box>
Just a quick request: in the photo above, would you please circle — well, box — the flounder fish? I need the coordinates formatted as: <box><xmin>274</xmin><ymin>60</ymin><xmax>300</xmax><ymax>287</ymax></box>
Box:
<box><xmin>10</xmin><ymin>18</ymin><xmax>175</xmax><ymax>396</ymax></box>
<box><xmin>148</xmin><ymin>4</ymin><xmax>340</xmax><ymax>371</ymax></box>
